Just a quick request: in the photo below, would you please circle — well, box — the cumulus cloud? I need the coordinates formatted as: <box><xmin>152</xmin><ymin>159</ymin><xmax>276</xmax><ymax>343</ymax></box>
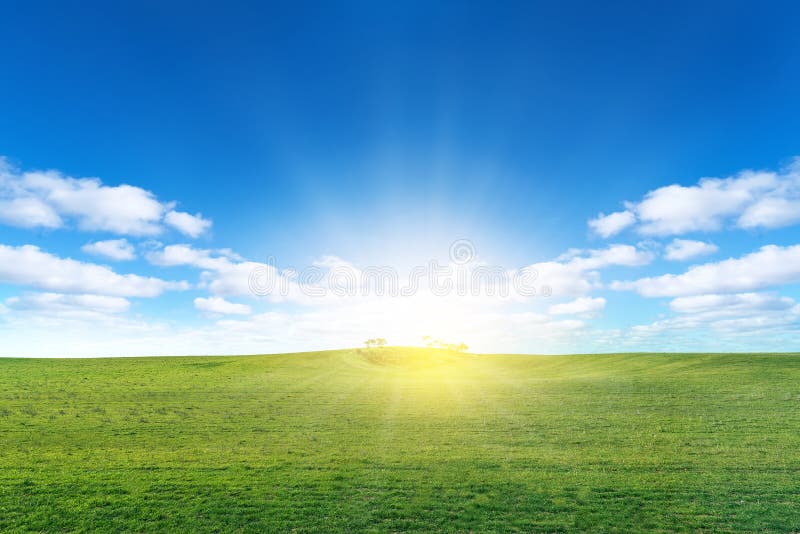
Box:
<box><xmin>194</xmin><ymin>296</ymin><xmax>251</xmax><ymax>315</ymax></box>
<box><xmin>0</xmin><ymin>157</ymin><xmax>211</xmax><ymax>237</ymax></box>
<box><xmin>0</xmin><ymin>197</ymin><xmax>62</xmax><ymax>228</ymax></box>
<box><xmin>145</xmin><ymin>243</ymin><xmax>653</xmax><ymax>321</ymax></box>
<box><xmin>21</xmin><ymin>170</ymin><xmax>165</xmax><ymax>235</ymax></box>
<box><xmin>82</xmin><ymin>239</ymin><xmax>136</xmax><ymax>261</ymax></box>
<box><xmin>663</xmin><ymin>239</ymin><xmax>718</xmax><ymax>261</ymax></box>
<box><xmin>548</xmin><ymin>296</ymin><xmax>606</xmax><ymax>316</ymax></box>
<box><xmin>146</xmin><ymin>244</ymin><xmax>238</xmax><ymax>270</ymax></box>
<box><xmin>164</xmin><ymin>210</ymin><xmax>212</xmax><ymax>238</ymax></box>
<box><xmin>738</xmin><ymin>197</ymin><xmax>800</xmax><ymax>229</ymax></box>
<box><xmin>588</xmin><ymin>210</ymin><xmax>636</xmax><ymax>238</ymax></box>
<box><xmin>554</xmin><ymin>244</ymin><xmax>654</xmax><ymax>270</ymax></box>
<box><xmin>636</xmin><ymin>171</ymin><xmax>775</xmax><ymax>235</ymax></box>
<box><xmin>0</xmin><ymin>244</ymin><xmax>188</xmax><ymax>297</ymax></box>
<box><xmin>613</xmin><ymin>244</ymin><xmax>800</xmax><ymax>297</ymax></box>
<box><xmin>589</xmin><ymin>158</ymin><xmax>800</xmax><ymax>237</ymax></box>
<box><xmin>146</xmin><ymin>243</ymin><xmax>297</xmax><ymax>301</ymax></box>
<box><xmin>526</xmin><ymin>244</ymin><xmax>653</xmax><ymax>297</ymax></box>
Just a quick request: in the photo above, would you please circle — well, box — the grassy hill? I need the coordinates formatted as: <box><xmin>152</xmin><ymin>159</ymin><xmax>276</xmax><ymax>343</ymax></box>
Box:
<box><xmin>1</xmin><ymin>348</ymin><xmax>799</xmax><ymax>532</ymax></box>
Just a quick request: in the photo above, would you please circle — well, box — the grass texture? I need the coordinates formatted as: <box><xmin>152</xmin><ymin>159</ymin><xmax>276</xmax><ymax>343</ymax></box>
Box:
<box><xmin>1</xmin><ymin>348</ymin><xmax>799</xmax><ymax>532</ymax></box>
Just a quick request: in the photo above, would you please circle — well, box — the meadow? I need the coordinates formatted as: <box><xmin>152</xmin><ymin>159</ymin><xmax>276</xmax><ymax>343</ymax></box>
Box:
<box><xmin>1</xmin><ymin>348</ymin><xmax>799</xmax><ymax>532</ymax></box>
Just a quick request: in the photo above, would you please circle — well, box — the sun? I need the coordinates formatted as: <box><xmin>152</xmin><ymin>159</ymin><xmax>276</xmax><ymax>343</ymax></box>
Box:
<box><xmin>353</xmin><ymin>293</ymin><xmax>479</xmax><ymax>349</ymax></box>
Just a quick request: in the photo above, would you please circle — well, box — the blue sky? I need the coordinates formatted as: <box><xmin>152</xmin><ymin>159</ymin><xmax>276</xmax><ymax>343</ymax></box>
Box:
<box><xmin>2</xmin><ymin>1</ymin><xmax>800</xmax><ymax>355</ymax></box>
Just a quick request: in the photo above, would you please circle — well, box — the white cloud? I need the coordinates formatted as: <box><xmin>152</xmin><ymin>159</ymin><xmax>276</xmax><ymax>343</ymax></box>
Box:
<box><xmin>613</xmin><ymin>244</ymin><xmax>800</xmax><ymax>297</ymax></box>
<box><xmin>0</xmin><ymin>157</ymin><xmax>211</xmax><ymax>237</ymax></box>
<box><xmin>0</xmin><ymin>244</ymin><xmax>188</xmax><ymax>297</ymax></box>
<box><xmin>669</xmin><ymin>292</ymin><xmax>795</xmax><ymax>315</ymax></box>
<box><xmin>146</xmin><ymin>244</ymin><xmax>234</xmax><ymax>270</ymax></box>
<box><xmin>164</xmin><ymin>210</ymin><xmax>212</xmax><ymax>238</ymax></box>
<box><xmin>194</xmin><ymin>296</ymin><xmax>251</xmax><ymax>315</ymax></box>
<box><xmin>496</xmin><ymin>244</ymin><xmax>654</xmax><ymax>299</ymax></box>
<box><xmin>204</xmin><ymin>261</ymin><xmax>278</xmax><ymax>297</ymax></box>
<box><xmin>22</xmin><ymin>170</ymin><xmax>165</xmax><ymax>235</ymax></box>
<box><xmin>738</xmin><ymin>197</ymin><xmax>800</xmax><ymax>229</ymax></box>
<box><xmin>589</xmin><ymin>158</ymin><xmax>800</xmax><ymax>237</ymax></box>
<box><xmin>636</xmin><ymin>171</ymin><xmax>775</xmax><ymax>235</ymax></box>
<box><xmin>588</xmin><ymin>210</ymin><xmax>636</xmax><ymax>238</ymax></box>
<box><xmin>559</xmin><ymin>244</ymin><xmax>654</xmax><ymax>270</ymax></box>
<box><xmin>6</xmin><ymin>292</ymin><xmax>131</xmax><ymax>314</ymax></box>
<box><xmin>548</xmin><ymin>297</ymin><xmax>606</xmax><ymax>315</ymax></box>
<box><xmin>170</xmin><ymin>243</ymin><xmax>651</xmax><ymax>305</ymax></box>
<box><xmin>0</xmin><ymin>197</ymin><xmax>62</xmax><ymax>228</ymax></box>
<box><xmin>82</xmin><ymin>239</ymin><xmax>136</xmax><ymax>261</ymax></box>
<box><xmin>147</xmin><ymin>244</ymin><xmax>295</xmax><ymax>300</ymax></box>
<box><xmin>147</xmin><ymin>244</ymin><xmax>253</xmax><ymax>294</ymax></box>
<box><xmin>630</xmin><ymin>311</ymin><xmax>800</xmax><ymax>338</ymax></box>
<box><xmin>627</xmin><ymin>292</ymin><xmax>800</xmax><ymax>346</ymax></box>
<box><xmin>663</xmin><ymin>239</ymin><xmax>718</xmax><ymax>261</ymax></box>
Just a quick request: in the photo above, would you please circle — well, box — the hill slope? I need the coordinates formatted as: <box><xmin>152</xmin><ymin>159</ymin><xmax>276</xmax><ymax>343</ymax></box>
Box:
<box><xmin>1</xmin><ymin>349</ymin><xmax>799</xmax><ymax>532</ymax></box>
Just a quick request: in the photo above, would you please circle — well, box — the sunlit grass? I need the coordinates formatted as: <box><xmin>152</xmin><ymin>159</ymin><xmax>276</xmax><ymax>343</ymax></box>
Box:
<box><xmin>1</xmin><ymin>349</ymin><xmax>799</xmax><ymax>531</ymax></box>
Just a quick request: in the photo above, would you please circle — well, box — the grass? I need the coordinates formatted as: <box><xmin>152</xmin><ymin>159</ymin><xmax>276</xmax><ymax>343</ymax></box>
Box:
<box><xmin>1</xmin><ymin>348</ymin><xmax>799</xmax><ymax>532</ymax></box>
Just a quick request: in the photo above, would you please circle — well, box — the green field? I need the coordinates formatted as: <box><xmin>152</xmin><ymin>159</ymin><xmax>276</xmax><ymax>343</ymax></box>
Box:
<box><xmin>1</xmin><ymin>349</ymin><xmax>799</xmax><ymax>532</ymax></box>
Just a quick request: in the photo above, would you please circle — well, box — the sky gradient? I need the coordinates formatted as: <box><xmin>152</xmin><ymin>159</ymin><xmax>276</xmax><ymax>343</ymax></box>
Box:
<box><xmin>2</xmin><ymin>1</ymin><xmax>800</xmax><ymax>356</ymax></box>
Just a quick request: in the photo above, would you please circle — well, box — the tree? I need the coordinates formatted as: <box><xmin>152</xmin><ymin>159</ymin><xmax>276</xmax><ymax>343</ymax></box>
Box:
<box><xmin>364</xmin><ymin>338</ymin><xmax>387</xmax><ymax>348</ymax></box>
